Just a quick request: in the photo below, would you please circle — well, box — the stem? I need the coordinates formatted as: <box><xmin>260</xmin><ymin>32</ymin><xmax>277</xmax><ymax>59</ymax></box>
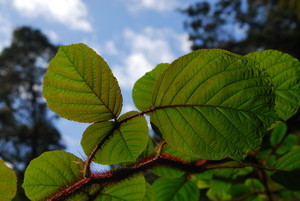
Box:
<box><xmin>84</xmin><ymin>107</ymin><xmax>157</xmax><ymax>177</ymax></box>
<box><xmin>48</xmin><ymin>153</ymin><xmax>279</xmax><ymax>201</ymax></box>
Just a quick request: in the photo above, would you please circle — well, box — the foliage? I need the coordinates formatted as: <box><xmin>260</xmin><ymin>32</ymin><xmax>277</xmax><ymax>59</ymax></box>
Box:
<box><xmin>180</xmin><ymin>0</ymin><xmax>300</xmax><ymax>140</ymax></box>
<box><xmin>0</xmin><ymin>160</ymin><xmax>17</xmax><ymax>201</ymax></box>
<box><xmin>0</xmin><ymin>43</ymin><xmax>298</xmax><ymax>200</ymax></box>
<box><xmin>0</xmin><ymin>27</ymin><xmax>65</xmax><ymax>200</ymax></box>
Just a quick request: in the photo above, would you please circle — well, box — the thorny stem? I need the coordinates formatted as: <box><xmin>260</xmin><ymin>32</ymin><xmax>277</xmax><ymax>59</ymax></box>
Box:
<box><xmin>83</xmin><ymin>106</ymin><xmax>157</xmax><ymax>176</ymax></box>
<box><xmin>67</xmin><ymin>106</ymin><xmax>279</xmax><ymax>201</ymax></box>
<box><xmin>49</xmin><ymin>149</ymin><xmax>279</xmax><ymax>201</ymax></box>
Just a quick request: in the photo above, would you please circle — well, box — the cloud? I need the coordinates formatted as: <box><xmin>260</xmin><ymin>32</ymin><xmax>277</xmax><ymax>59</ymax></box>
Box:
<box><xmin>124</xmin><ymin>0</ymin><xmax>180</xmax><ymax>12</ymax></box>
<box><xmin>104</xmin><ymin>40</ymin><xmax>119</xmax><ymax>55</ymax></box>
<box><xmin>12</xmin><ymin>0</ymin><xmax>92</xmax><ymax>32</ymax></box>
<box><xmin>0</xmin><ymin>17</ymin><xmax>13</xmax><ymax>53</ymax></box>
<box><xmin>112</xmin><ymin>26</ymin><xmax>191</xmax><ymax>89</ymax></box>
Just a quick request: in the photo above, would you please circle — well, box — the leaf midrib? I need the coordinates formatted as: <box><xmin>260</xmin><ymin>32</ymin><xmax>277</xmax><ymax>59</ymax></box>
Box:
<box><xmin>62</xmin><ymin>47</ymin><xmax>116</xmax><ymax>119</ymax></box>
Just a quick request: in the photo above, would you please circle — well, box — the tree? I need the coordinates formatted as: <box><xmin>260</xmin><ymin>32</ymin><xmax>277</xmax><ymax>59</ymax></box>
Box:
<box><xmin>1</xmin><ymin>43</ymin><xmax>298</xmax><ymax>200</ymax></box>
<box><xmin>0</xmin><ymin>27</ymin><xmax>65</xmax><ymax>200</ymax></box>
<box><xmin>180</xmin><ymin>0</ymin><xmax>300</xmax><ymax>58</ymax></box>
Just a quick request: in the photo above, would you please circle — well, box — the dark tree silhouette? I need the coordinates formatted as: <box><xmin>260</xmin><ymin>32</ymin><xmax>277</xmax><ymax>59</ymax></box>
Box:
<box><xmin>181</xmin><ymin>0</ymin><xmax>300</xmax><ymax>58</ymax></box>
<box><xmin>0</xmin><ymin>26</ymin><xmax>65</xmax><ymax>200</ymax></box>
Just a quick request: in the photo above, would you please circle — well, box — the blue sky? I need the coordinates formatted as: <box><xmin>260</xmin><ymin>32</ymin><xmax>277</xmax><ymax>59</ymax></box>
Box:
<box><xmin>0</xmin><ymin>0</ymin><xmax>196</xmax><ymax>159</ymax></box>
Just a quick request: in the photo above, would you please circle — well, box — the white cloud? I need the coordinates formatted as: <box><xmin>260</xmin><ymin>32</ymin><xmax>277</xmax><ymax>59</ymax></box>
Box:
<box><xmin>12</xmin><ymin>0</ymin><xmax>92</xmax><ymax>32</ymax></box>
<box><xmin>104</xmin><ymin>40</ymin><xmax>119</xmax><ymax>55</ymax></box>
<box><xmin>0</xmin><ymin>17</ymin><xmax>13</xmax><ymax>53</ymax></box>
<box><xmin>112</xmin><ymin>26</ymin><xmax>191</xmax><ymax>89</ymax></box>
<box><xmin>125</xmin><ymin>0</ymin><xmax>180</xmax><ymax>13</ymax></box>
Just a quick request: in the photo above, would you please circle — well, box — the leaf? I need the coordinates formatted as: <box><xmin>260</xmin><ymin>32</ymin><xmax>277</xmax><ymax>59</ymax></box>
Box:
<box><xmin>210</xmin><ymin>164</ymin><xmax>239</xmax><ymax>192</ymax></box>
<box><xmin>133</xmin><ymin>63</ymin><xmax>169</xmax><ymax>111</ymax></box>
<box><xmin>276</xmin><ymin>134</ymin><xmax>297</xmax><ymax>155</ymax></box>
<box><xmin>0</xmin><ymin>160</ymin><xmax>17</xmax><ymax>201</ymax></box>
<box><xmin>22</xmin><ymin>151</ymin><xmax>84</xmax><ymax>201</ymax></box>
<box><xmin>227</xmin><ymin>184</ymin><xmax>252</xmax><ymax>201</ymax></box>
<box><xmin>153</xmin><ymin>177</ymin><xmax>199</xmax><ymax>201</ymax></box>
<box><xmin>270</xmin><ymin>123</ymin><xmax>287</xmax><ymax>147</ymax></box>
<box><xmin>276</xmin><ymin>190</ymin><xmax>292</xmax><ymax>199</ymax></box>
<box><xmin>150</xmin><ymin>49</ymin><xmax>279</xmax><ymax>159</ymax></box>
<box><xmin>244</xmin><ymin>178</ymin><xmax>264</xmax><ymax>191</ymax></box>
<box><xmin>142</xmin><ymin>183</ymin><xmax>156</xmax><ymax>201</ymax></box>
<box><xmin>81</xmin><ymin>111</ymin><xmax>149</xmax><ymax>165</ymax></box>
<box><xmin>43</xmin><ymin>43</ymin><xmax>122</xmax><ymax>123</ymax></box>
<box><xmin>99</xmin><ymin>173</ymin><xmax>146</xmax><ymax>201</ymax></box>
<box><xmin>151</xmin><ymin>144</ymin><xmax>193</xmax><ymax>178</ymax></box>
<box><xmin>206</xmin><ymin>188</ymin><xmax>231</xmax><ymax>201</ymax></box>
<box><xmin>271</xmin><ymin>147</ymin><xmax>300</xmax><ymax>190</ymax></box>
<box><xmin>246</xmin><ymin>50</ymin><xmax>300</xmax><ymax>120</ymax></box>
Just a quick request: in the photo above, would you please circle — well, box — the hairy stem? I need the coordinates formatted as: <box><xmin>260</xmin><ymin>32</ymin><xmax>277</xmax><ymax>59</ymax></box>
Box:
<box><xmin>48</xmin><ymin>151</ymin><xmax>278</xmax><ymax>201</ymax></box>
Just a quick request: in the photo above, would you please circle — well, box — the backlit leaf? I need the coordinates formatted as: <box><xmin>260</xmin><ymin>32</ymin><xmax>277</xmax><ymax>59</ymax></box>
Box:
<box><xmin>81</xmin><ymin>111</ymin><xmax>149</xmax><ymax>165</ymax></box>
<box><xmin>43</xmin><ymin>43</ymin><xmax>122</xmax><ymax>123</ymax></box>
<box><xmin>151</xmin><ymin>49</ymin><xmax>279</xmax><ymax>159</ymax></box>
<box><xmin>133</xmin><ymin>63</ymin><xmax>169</xmax><ymax>111</ymax></box>
<box><xmin>99</xmin><ymin>173</ymin><xmax>146</xmax><ymax>201</ymax></box>
<box><xmin>271</xmin><ymin>147</ymin><xmax>300</xmax><ymax>190</ymax></box>
<box><xmin>0</xmin><ymin>160</ymin><xmax>17</xmax><ymax>201</ymax></box>
<box><xmin>22</xmin><ymin>151</ymin><xmax>84</xmax><ymax>201</ymax></box>
<box><xmin>246</xmin><ymin>50</ymin><xmax>300</xmax><ymax>120</ymax></box>
<box><xmin>142</xmin><ymin>183</ymin><xmax>156</xmax><ymax>201</ymax></box>
<box><xmin>153</xmin><ymin>177</ymin><xmax>199</xmax><ymax>201</ymax></box>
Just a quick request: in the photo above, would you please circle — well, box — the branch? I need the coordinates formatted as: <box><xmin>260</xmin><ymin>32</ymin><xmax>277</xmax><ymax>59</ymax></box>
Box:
<box><xmin>48</xmin><ymin>148</ymin><xmax>278</xmax><ymax>201</ymax></box>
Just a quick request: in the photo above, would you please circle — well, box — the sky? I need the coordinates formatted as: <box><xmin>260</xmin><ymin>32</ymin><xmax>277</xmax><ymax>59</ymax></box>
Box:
<box><xmin>0</xmin><ymin>0</ymin><xmax>195</xmax><ymax>160</ymax></box>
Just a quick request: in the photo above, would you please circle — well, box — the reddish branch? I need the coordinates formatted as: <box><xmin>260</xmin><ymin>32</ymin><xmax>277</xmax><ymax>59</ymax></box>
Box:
<box><xmin>48</xmin><ymin>151</ymin><xmax>277</xmax><ymax>201</ymax></box>
<box><xmin>84</xmin><ymin>107</ymin><xmax>157</xmax><ymax>176</ymax></box>
<box><xmin>52</xmin><ymin>107</ymin><xmax>278</xmax><ymax>201</ymax></box>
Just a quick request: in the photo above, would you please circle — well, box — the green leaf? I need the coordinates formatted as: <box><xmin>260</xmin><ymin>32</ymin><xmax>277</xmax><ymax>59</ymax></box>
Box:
<box><xmin>142</xmin><ymin>183</ymin><xmax>156</xmax><ymax>201</ymax></box>
<box><xmin>133</xmin><ymin>63</ymin><xmax>169</xmax><ymax>111</ymax></box>
<box><xmin>194</xmin><ymin>178</ymin><xmax>210</xmax><ymax>189</ymax></box>
<box><xmin>276</xmin><ymin>190</ymin><xmax>292</xmax><ymax>199</ymax></box>
<box><xmin>150</xmin><ymin>49</ymin><xmax>279</xmax><ymax>159</ymax></box>
<box><xmin>0</xmin><ymin>160</ymin><xmax>17</xmax><ymax>201</ymax></box>
<box><xmin>43</xmin><ymin>43</ymin><xmax>122</xmax><ymax>123</ymax></box>
<box><xmin>227</xmin><ymin>184</ymin><xmax>251</xmax><ymax>200</ymax></box>
<box><xmin>270</xmin><ymin>123</ymin><xmax>287</xmax><ymax>147</ymax></box>
<box><xmin>294</xmin><ymin>191</ymin><xmax>300</xmax><ymax>199</ymax></box>
<box><xmin>245</xmin><ymin>178</ymin><xmax>264</xmax><ymax>191</ymax></box>
<box><xmin>206</xmin><ymin>188</ymin><xmax>231</xmax><ymax>201</ymax></box>
<box><xmin>246</xmin><ymin>50</ymin><xmax>300</xmax><ymax>120</ymax></box>
<box><xmin>99</xmin><ymin>173</ymin><xmax>146</xmax><ymax>201</ymax></box>
<box><xmin>153</xmin><ymin>177</ymin><xmax>199</xmax><ymax>201</ymax></box>
<box><xmin>271</xmin><ymin>147</ymin><xmax>300</xmax><ymax>190</ymax></box>
<box><xmin>81</xmin><ymin>111</ymin><xmax>149</xmax><ymax>165</ymax></box>
<box><xmin>276</xmin><ymin>134</ymin><xmax>297</xmax><ymax>155</ymax></box>
<box><xmin>210</xmin><ymin>164</ymin><xmax>239</xmax><ymax>192</ymax></box>
<box><xmin>151</xmin><ymin>144</ymin><xmax>193</xmax><ymax>178</ymax></box>
<box><xmin>22</xmin><ymin>151</ymin><xmax>84</xmax><ymax>201</ymax></box>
